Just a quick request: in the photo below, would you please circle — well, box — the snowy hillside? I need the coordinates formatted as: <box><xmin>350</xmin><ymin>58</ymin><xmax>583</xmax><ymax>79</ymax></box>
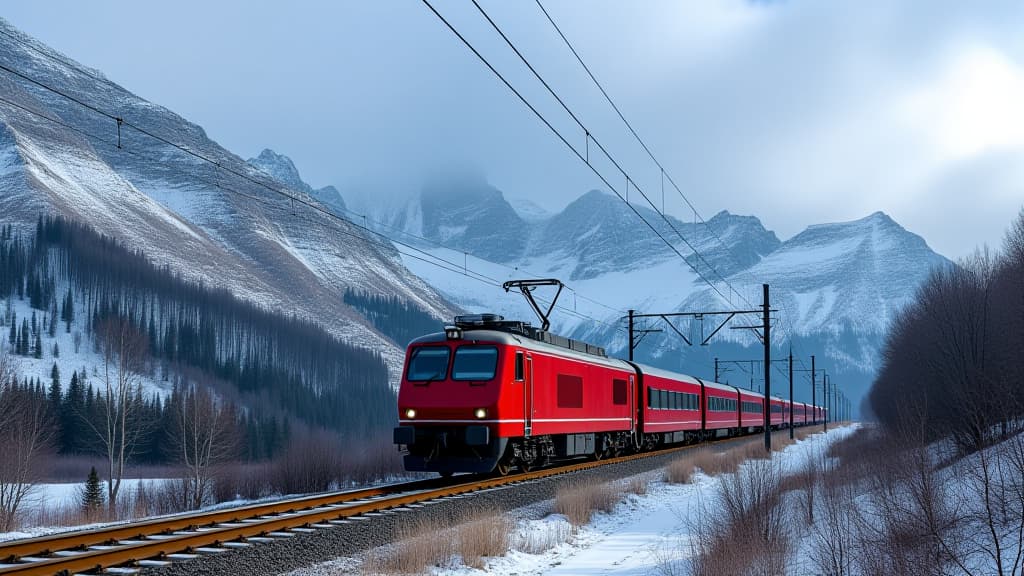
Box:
<box><xmin>0</xmin><ymin>18</ymin><xmax>456</xmax><ymax>382</ymax></box>
<box><xmin>341</xmin><ymin>172</ymin><xmax>949</xmax><ymax>410</ymax></box>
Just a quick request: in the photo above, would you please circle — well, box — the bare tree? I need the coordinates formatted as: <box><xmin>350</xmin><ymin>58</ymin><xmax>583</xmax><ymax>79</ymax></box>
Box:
<box><xmin>0</xmin><ymin>351</ymin><xmax>54</xmax><ymax>531</ymax></box>
<box><xmin>956</xmin><ymin>431</ymin><xmax>1024</xmax><ymax>576</ymax></box>
<box><xmin>88</xmin><ymin>317</ymin><xmax>149</xmax><ymax>516</ymax></box>
<box><xmin>171</xmin><ymin>382</ymin><xmax>238</xmax><ymax>509</ymax></box>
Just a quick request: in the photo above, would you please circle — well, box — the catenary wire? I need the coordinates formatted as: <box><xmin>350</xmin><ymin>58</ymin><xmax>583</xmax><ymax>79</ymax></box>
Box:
<box><xmin>0</xmin><ymin>90</ymin><xmax>622</xmax><ymax>333</ymax></box>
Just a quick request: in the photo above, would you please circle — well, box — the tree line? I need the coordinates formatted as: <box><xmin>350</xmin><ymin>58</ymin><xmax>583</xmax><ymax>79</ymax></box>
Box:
<box><xmin>869</xmin><ymin>209</ymin><xmax>1024</xmax><ymax>451</ymax></box>
<box><xmin>0</xmin><ymin>216</ymin><xmax>397</xmax><ymax>441</ymax></box>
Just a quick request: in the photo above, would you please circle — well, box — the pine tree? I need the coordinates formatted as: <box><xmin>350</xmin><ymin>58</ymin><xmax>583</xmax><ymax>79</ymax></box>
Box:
<box><xmin>34</xmin><ymin>330</ymin><xmax>42</xmax><ymax>359</ymax></box>
<box><xmin>49</xmin><ymin>362</ymin><xmax>61</xmax><ymax>412</ymax></box>
<box><xmin>7</xmin><ymin>313</ymin><xmax>14</xmax><ymax>347</ymax></box>
<box><xmin>18</xmin><ymin>320</ymin><xmax>28</xmax><ymax>355</ymax></box>
<box><xmin>65</xmin><ymin>289</ymin><xmax>74</xmax><ymax>333</ymax></box>
<box><xmin>48</xmin><ymin>299</ymin><xmax>57</xmax><ymax>338</ymax></box>
<box><xmin>82</xmin><ymin>466</ymin><xmax>104</xmax><ymax>516</ymax></box>
<box><xmin>52</xmin><ymin>341</ymin><xmax>59</xmax><ymax>357</ymax></box>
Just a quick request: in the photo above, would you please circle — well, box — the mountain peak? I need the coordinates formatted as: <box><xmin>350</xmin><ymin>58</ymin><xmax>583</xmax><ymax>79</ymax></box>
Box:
<box><xmin>248</xmin><ymin>149</ymin><xmax>309</xmax><ymax>194</ymax></box>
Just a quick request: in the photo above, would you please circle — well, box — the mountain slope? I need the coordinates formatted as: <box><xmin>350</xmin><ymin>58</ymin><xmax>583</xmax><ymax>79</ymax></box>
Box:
<box><xmin>343</xmin><ymin>174</ymin><xmax>949</xmax><ymax>412</ymax></box>
<box><xmin>0</xmin><ymin>18</ymin><xmax>455</xmax><ymax>382</ymax></box>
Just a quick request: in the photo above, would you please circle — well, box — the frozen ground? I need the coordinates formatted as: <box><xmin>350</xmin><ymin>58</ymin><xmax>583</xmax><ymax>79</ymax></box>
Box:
<box><xmin>294</xmin><ymin>426</ymin><xmax>855</xmax><ymax>576</ymax></box>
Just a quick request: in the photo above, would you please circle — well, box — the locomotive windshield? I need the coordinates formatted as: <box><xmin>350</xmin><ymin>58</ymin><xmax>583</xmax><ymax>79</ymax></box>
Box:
<box><xmin>452</xmin><ymin>346</ymin><xmax>498</xmax><ymax>381</ymax></box>
<box><xmin>407</xmin><ymin>347</ymin><xmax>450</xmax><ymax>381</ymax></box>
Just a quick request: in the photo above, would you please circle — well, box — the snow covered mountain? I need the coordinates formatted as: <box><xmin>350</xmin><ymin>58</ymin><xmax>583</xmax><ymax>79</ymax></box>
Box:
<box><xmin>343</xmin><ymin>174</ymin><xmax>950</xmax><ymax>412</ymax></box>
<box><xmin>0</xmin><ymin>18</ymin><xmax>454</xmax><ymax>382</ymax></box>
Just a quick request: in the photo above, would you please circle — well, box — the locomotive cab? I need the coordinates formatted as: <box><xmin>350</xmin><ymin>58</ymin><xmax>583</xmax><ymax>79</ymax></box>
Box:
<box><xmin>393</xmin><ymin>314</ymin><xmax>521</xmax><ymax>474</ymax></box>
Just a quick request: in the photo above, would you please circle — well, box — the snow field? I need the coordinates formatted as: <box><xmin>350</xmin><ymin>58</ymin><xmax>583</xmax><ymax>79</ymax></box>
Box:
<box><xmin>295</xmin><ymin>426</ymin><xmax>854</xmax><ymax>576</ymax></box>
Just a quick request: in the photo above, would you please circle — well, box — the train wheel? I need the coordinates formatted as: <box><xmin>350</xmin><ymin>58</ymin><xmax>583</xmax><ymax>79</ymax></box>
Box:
<box><xmin>519</xmin><ymin>460</ymin><xmax>533</xmax><ymax>473</ymax></box>
<box><xmin>495</xmin><ymin>459</ymin><xmax>512</xmax><ymax>476</ymax></box>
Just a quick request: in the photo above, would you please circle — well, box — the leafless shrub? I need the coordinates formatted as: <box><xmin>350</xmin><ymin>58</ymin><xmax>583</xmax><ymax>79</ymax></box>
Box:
<box><xmin>270</xmin><ymin>429</ymin><xmax>346</xmax><ymax>495</ymax></box>
<box><xmin>791</xmin><ymin>445</ymin><xmax>821</xmax><ymax>525</ymax></box>
<box><xmin>952</xmin><ymin>431</ymin><xmax>1024</xmax><ymax>576</ymax></box>
<box><xmin>808</xmin><ymin>462</ymin><xmax>859</xmax><ymax>576</ymax></box>
<box><xmin>0</xmin><ymin>351</ymin><xmax>55</xmax><ymax>531</ymax></box>
<box><xmin>554</xmin><ymin>480</ymin><xmax>622</xmax><ymax>526</ymax></box>
<box><xmin>213</xmin><ymin>461</ymin><xmax>271</xmax><ymax>502</ymax></box>
<box><xmin>690</xmin><ymin>456</ymin><xmax>793</xmax><ymax>575</ymax></box>
<box><xmin>851</xmin><ymin>436</ymin><xmax>966</xmax><ymax>576</ymax></box>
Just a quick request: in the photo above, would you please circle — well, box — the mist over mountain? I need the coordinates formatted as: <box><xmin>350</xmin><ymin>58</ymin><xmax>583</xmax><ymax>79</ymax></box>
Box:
<box><xmin>341</xmin><ymin>171</ymin><xmax>951</xmax><ymax>412</ymax></box>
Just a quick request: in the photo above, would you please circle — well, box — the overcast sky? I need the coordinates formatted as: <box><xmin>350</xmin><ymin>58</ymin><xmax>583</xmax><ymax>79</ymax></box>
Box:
<box><xmin>4</xmin><ymin>1</ymin><xmax>1024</xmax><ymax>259</ymax></box>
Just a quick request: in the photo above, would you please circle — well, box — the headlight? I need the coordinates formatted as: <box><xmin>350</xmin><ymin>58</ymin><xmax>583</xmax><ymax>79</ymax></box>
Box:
<box><xmin>405</xmin><ymin>408</ymin><xmax>416</xmax><ymax>419</ymax></box>
<box><xmin>474</xmin><ymin>408</ymin><xmax>487</xmax><ymax>419</ymax></box>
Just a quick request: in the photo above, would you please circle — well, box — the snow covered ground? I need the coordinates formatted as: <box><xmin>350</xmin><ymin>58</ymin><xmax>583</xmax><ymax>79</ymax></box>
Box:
<box><xmin>2</xmin><ymin>295</ymin><xmax>175</xmax><ymax>400</ymax></box>
<box><xmin>295</xmin><ymin>426</ymin><xmax>855</xmax><ymax>576</ymax></box>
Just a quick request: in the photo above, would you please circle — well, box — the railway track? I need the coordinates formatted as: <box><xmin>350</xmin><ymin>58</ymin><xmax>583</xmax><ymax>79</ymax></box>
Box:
<box><xmin>0</xmin><ymin>436</ymin><xmax>750</xmax><ymax>576</ymax></box>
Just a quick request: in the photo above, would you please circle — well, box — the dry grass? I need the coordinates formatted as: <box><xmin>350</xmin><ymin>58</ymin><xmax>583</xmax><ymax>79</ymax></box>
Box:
<box><xmin>456</xmin><ymin>512</ymin><xmax>511</xmax><ymax>569</ymax></box>
<box><xmin>511</xmin><ymin>518</ymin><xmax>573</xmax><ymax>555</ymax></box>
<box><xmin>554</xmin><ymin>480</ymin><xmax>622</xmax><ymax>526</ymax></box>
<box><xmin>625</xmin><ymin>476</ymin><xmax>649</xmax><ymax>495</ymax></box>
<box><xmin>795</xmin><ymin>426</ymin><xmax>822</xmax><ymax>441</ymax></box>
<box><xmin>359</xmin><ymin>510</ymin><xmax>512</xmax><ymax>574</ymax></box>
<box><xmin>665</xmin><ymin>454</ymin><xmax>698</xmax><ymax>484</ymax></box>
<box><xmin>361</xmin><ymin>516</ymin><xmax>455</xmax><ymax>575</ymax></box>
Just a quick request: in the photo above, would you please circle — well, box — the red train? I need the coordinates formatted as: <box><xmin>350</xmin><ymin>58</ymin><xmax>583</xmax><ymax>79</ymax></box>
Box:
<box><xmin>392</xmin><ymin>314</ymin><xmax>824</xmax><ymax>475</ymax></box>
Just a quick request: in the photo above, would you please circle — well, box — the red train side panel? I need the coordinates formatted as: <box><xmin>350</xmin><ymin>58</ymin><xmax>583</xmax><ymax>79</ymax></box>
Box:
<box><xmin>638</xmin><ymin>365</ymin><xmax>702</xmax><ymax>435</ymax></box>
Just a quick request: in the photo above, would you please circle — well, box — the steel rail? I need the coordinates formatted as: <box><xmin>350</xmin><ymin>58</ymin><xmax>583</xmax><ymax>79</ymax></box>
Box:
<box><xmin>0</xmin><ymin>478</ymin><xmax>446</xmax><ymax>563</ymax></box>
<box><xmin>0</xmin><ymin>435</ymin><xmax>759</xmax><ymax>576</ymax></box>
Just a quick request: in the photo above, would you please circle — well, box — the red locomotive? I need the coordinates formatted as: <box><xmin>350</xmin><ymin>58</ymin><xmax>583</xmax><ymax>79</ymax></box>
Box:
<box><xmin>393</xmin><ymin>313</ymin><xmax>823</xmax><ymax>475</ymax></box>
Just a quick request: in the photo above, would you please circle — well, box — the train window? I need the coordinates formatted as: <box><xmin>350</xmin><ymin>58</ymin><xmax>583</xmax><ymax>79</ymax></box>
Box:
<box><xmin>613</xmin><ymin>379</ymin><xmax>627</xmax><ymax>405</ymax></box>
<box><xmin>407</xmin><ymin>347</ymin><xmax>450</xmax><ymax>381</ymax></box>
<box><xmin>648</xmin><ymin>389</ymin><xmax>655</xmax><ymax>409</ymax></box>
<box><xmin>514</xmin><ymin>351</ymin><xmax>524</xmax><ymax>381</ymax></box>
<box><xmin>452</xmin><ymin>346</ymin><xmax>499</xmax><ymax>381</ymax></box>
<box><xmin>557</xmin><ymin>374</ymin><xmax>584</xmax><ymax>408</ymax></box>
<box><xmin>673</xmin><ymin>392</ymin><xmax>681</xmax><ymax>410</ymax></box>
<box><xmin>661</xmin><ymin>389</ymin><xmax>669</xmax><ymax>410</ymax></box>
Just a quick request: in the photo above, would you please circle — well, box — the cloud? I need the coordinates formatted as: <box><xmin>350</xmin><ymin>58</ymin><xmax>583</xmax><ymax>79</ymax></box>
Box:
<box><xmin>3</xmin><ymin>0</ymin><xmax>1023</xmax><ymax>258</ymax></box>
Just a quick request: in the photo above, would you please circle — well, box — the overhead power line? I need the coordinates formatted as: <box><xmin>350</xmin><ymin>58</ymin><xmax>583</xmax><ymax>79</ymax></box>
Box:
<box><xmin>421</xmin><ymin>0</ymin><xmax>744</xmax><ymax>314</ymax></box>
<box><xmin>531</xmin><ymin>1</ymin><xmax>815</xmax><ymax>369</ymax></box>
<box><xmin>0</xmin><ymin>24</ymin><xmax>626</xmax><ymax>322</ymax></box>
<box><xmin>0</xmin><ymin>69</ymin><xmax>620</xmax><ymax>333</ymax></box>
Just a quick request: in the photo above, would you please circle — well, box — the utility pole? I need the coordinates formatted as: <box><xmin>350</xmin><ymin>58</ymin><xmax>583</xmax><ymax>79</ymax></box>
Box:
<box><xmin>788</xmin><ymin>348</ymin><xmax>794</xmax><ymax>440</ymax></box>
<box><xmin>763</xmin><ymin>284</ymin><xmax>771</xmax><ymax>454</ymax></box>
<box><xmin>819</xmin><ymin>373</ymin><xmax>827</xmax><ymax>430</ymax></box>
<box><xmin>714</xmin><ymin>357</ymin><xmax>719</xmax><ymax>382</ymax></box>
<box><xmin>811</xmin><ymin>355</ymin><xmax>816</xmax><ymax>424</ymax></box>
<box><xmin>628</xmin><ymin>309</ymin><xmax>634</xmax><ymax>362</ymax></box>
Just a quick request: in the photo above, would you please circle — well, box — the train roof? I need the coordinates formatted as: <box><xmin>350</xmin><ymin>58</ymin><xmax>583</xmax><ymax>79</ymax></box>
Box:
<box><xmin>632</xmin><ymin>362</ymin><xmax>700</xmax><ymax>384</ymax></box>
<box><xmin>409</xmin><ymin>329</ymin><xmax>633</xmax><ymax>371</ymax></box>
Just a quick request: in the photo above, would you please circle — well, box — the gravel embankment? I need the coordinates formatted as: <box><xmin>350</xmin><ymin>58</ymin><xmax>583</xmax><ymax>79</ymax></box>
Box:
<box><xmin>142</xmin><ymin>437</ymin><xmax>750</xmax><ymax>576</ymax></box>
